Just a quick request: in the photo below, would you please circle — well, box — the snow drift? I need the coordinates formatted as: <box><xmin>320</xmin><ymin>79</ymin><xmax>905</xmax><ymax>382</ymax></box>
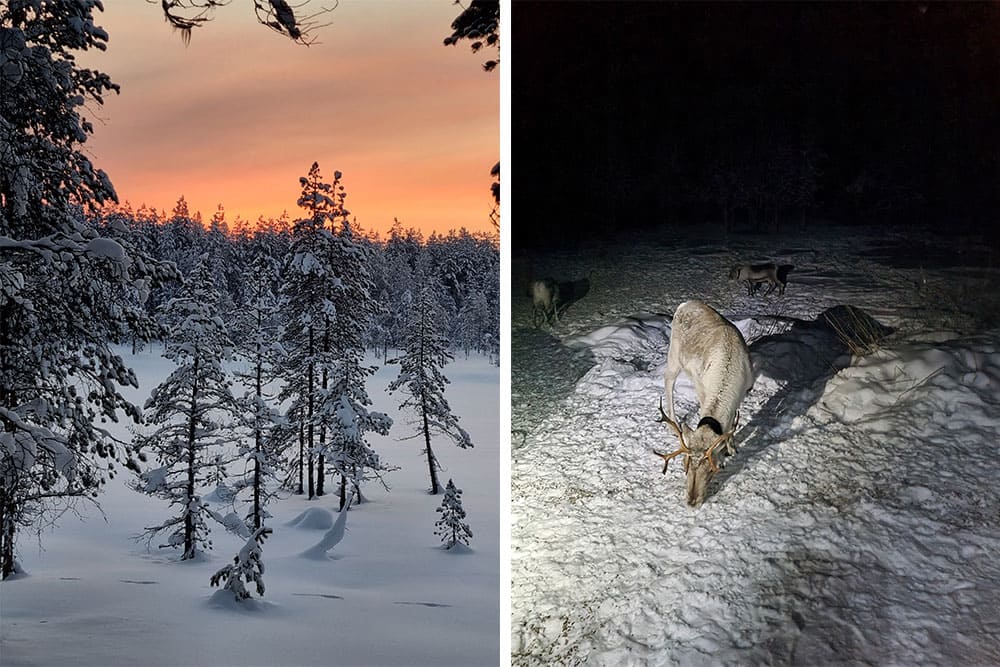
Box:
<box><xmin>512</xmin><ymin>227</ymin><xmax>1000</xmax><ymax>665</ymax></box>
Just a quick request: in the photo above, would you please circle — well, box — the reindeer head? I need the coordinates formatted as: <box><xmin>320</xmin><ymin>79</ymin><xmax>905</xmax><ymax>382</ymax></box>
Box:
<box><xmin>654</xmin><ymin>399</ymin><xmax>734</xmax><ymax>507</ymax></box>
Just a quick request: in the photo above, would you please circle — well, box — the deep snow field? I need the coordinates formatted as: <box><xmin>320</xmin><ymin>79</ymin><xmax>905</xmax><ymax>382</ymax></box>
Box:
<box><xmin>1</xmin><ymin>350</ymin><xmax>499</xmax><ymax>666</ymax></box>
<box><xmin>512</xmin><ymin>225</ymin><xmax>1000</xmax><ymax>665</ymax></box>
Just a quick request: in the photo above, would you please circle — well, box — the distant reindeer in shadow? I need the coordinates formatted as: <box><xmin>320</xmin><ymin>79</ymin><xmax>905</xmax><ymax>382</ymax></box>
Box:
<box><xmin>729</xmin><ymin>263</ymin><xmax>796</xmax><ymax>296</ymax></box>
<box><xmin>703</xmin><ymin>305</ymin><xmax>894</xmax><ymax>502</ymax></box>
<box><xmin>529</xmin><ymin>276</ymin><xmax>591</xmax><ymax>327</ymax></box>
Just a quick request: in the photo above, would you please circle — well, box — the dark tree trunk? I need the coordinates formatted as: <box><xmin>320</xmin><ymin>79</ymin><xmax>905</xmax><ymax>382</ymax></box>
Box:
<box><xmin>1</xmin><ymin>311</ymin><xmax>19</xmax><ymax>579</ymax></box>
<box><xmin>423</xmin><ymin>408</ymin><xmax>440</xmax><ymax>495</ymax></box>
<box><xmin>253</xmin><ymin>340</ymin><xmax>263</xmax><ymax>530</ymax></box>
<box><xmin>297</xmin><ymin>418</ymin><xmax>304</xmax><ymax>495</ymax></box>
<box><xmin>317</xmin><ymin>321</ymin><xmax>329</xmax><ymax>496</ymax></box>
<box><xmin>352</xmin><ymin>464</ymin><xmax>361</xmax><ymax>505</ymax></box>
<box><xmin>418</xmin><ymin>306</ymin><xmax>440</xmax><ymax>494</ymax></box>
<box><xmin>307</xmin><ymin>441</ymin><xmax>314</xmax><ymax>499</ymax></box>
<box><xmin>0</xmin><ymin>493</ymin><xmax>14</xmax><ymax>580</ymax></box>
<box><xmin>307</xmin><ymin>324</ymin><xmax>315</xmax><ymax>499</ymax></box>
<box><xmin>184</xmin><ymin>356</ymin><xmax>200</xmax><ymax>559</ymax></box>
<box><xmin>316</xmin><ymin>442</ymin><xmax>325</xmax><ymax>495</ymax></box>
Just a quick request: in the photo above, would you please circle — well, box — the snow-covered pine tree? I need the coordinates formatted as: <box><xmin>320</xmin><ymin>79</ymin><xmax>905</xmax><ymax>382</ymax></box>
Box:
<box><xmin>0</xmin><ymin>1</ymin><xmax>174</xmax><ymax>579</ymax></box>
<box><xmin>379</xmin><ymin>238</ymin><xmax>415</xmax><ymax>358</ymax></box>
<box><xmin>277</xmin><ymin>162</ymin><xmax>343</xmax><ymax>499</ymax></box>
<box><xmin>388</xmin><ymin>270</ymin><xmax>473</xmax><ymax>495</ymax></box>
<box><xmin>210</xmin><ymin>526</ymin><xmax>273</xmax><ymax>601</ymax></box>
<box><xmin>319</xmin><ymin>219</ymin><xmax>394</xmax><ymax>510</ymax></box>
<box><xmin>456</xmin><ymin>289</ymin><xmax>490</xmax><ymax>358</ymax></box>
<box><xmin>205</xmin><ymin>204</ymin><xmax>239</xmax><ymax>311</ymax></box>
<box><xmin>434</xmin><ymin>479</ymin><xmax>472</xmax><ymax>549</ymax></box>
<box><xmin>231</xmin><ymin>248</ymin><xmax>286</xmax><ymax>530</ymax></box>
<box><xmin>166</xmin><ymin>196</ymin><xmax>203</xmax><ymax>276</ymax></box>
<box><xmin>471</xmin><ymin>232</ymin><xmax>500</xmax><ymax>364</ymax></box>
<box><xmin>133</xmin><ymin>258</ymin><xmax>241</xmax><ymax>560</ymax></box>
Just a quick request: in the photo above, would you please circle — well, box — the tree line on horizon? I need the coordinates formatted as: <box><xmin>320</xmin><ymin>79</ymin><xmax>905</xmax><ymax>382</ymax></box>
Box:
<box><xmin>88</xmin><ymin>194</ymin><xmax>500</xmax><ymax>364</ymax></box>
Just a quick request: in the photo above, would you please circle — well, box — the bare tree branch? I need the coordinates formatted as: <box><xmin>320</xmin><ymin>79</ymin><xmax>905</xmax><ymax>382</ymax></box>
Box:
<box><xmin>154</xmin><ymin>0</ymin><xmax>337</xmax><ymax>45</ymax></box>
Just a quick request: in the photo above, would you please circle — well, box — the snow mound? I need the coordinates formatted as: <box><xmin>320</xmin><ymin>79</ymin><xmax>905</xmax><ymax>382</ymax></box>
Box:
<box><xmin>285</xmin><ymin>507</ymin><xmax>334</xmax><ymax>530</ymax></box>
<box><xmin>514</xmin><ymin>231</ymin><xmax>1000</xmax><ymax>665</ymax></box>
<box><xmin>568</xmin><ymin>311</ymin><xmax>670</xmax><ymax>361</ymax></box>
<box><xmin>439</xmin><ymin>542</ymin><xmax>474</xmax><ymax>555</ymax></box>
<box><xmin>299</xmin><ymin>505</ymin><xmax>349</xmax><ymax>560</ymax></box>
<box><xmin>201</xmin><ymin>483</ymin><xmax>237</xmax><ymax>504</ymax></box>
<box><xmin>205</xmin><ymin>589</ymin><xmax>277</xmax><ymax>614</ymax></box>
<box><xmin>567</xmin><ymin>312</ymin><xmax>670</xmax><ymax>398</ymax></box>
<box><xmin>816</xmin><ymin>335</ymin><xmax>1000</xmax><ymax>427</ymax></box>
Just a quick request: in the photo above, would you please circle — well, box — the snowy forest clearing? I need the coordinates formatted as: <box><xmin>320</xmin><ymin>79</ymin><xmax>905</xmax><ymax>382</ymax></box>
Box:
<box><xmin>512</xmin><ymin>226</ymin><xmax>1000</xmax><ymax>665</ymax></box>
<box><xmin>1</xmin><ymin>348</ymin><xmax>499</xmax><ymax>667</ymax></box>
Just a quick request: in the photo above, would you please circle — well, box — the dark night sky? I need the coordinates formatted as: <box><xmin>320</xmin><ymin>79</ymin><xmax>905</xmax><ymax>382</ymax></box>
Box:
<box><xmin>513</xmin><ymin>2</ymin><xmax>1000</xmax><ymax>249</ymax></box>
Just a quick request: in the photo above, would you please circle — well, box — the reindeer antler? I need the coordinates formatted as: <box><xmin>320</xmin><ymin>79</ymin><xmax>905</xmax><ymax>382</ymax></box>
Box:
<box><xmin>700</xmin><ymin>432</ymin><xmax>734</xmax><ymax>474</ymax></box>
<box><xmin>653</xmin><ymin>398</ymin><xmax>692</xmax><ymax>474</ymax></box>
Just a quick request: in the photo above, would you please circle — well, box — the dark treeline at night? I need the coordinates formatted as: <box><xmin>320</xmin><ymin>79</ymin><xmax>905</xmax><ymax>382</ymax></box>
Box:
<box><xmin>514</xmin><ymin>2</ymin><xmax>1000</xmax><ymax>248</ymax></box>
<box><xmin>87</xmin><ymin>193</ymin><xmax>500</xmax><ymax>363</ymax></box>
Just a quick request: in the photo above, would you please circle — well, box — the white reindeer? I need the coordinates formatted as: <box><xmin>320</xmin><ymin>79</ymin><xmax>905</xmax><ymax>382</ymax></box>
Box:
<box><xmin>656</xmin><ymin>300</ymin><xmax>754</xmax><ymax>506</ymax></box>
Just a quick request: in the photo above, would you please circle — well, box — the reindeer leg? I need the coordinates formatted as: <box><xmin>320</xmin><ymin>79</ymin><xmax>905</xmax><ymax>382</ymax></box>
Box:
<box><xmin>726</xmin><ymin>411</ymin><xmax>740</xmax><ymax>455</ymax></box>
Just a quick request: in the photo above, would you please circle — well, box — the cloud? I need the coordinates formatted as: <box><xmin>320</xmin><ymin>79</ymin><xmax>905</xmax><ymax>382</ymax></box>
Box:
<box><xmin>80</xmin><ymin>0</ymin><xmax>498</xmax><ymax>233</ymax></box>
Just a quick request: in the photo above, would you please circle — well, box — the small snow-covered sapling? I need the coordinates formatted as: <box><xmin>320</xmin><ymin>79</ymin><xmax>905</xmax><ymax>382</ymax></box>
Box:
<box><xmin>434</xmin><ymin>479</ymin><xmax>473</xmax><ymax>550</ymax></box>
<box><xmin>210</xmin><ymin>526</ymin><xmax>273</xmax><ymax>601</ymax></box>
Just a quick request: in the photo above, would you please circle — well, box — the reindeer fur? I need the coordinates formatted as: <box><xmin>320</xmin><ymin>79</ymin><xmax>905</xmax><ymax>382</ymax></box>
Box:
<box><xmin>664</xmin><ymin>301</ymin><xmax>754</xmax><ymax>506</ymax></box>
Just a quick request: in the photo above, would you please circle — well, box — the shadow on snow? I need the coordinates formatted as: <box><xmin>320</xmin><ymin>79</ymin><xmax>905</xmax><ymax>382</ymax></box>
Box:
<box><xmin>708</xmin><ymin>305</ymin><xmax>895</xmax><ymax>502</ymax></box>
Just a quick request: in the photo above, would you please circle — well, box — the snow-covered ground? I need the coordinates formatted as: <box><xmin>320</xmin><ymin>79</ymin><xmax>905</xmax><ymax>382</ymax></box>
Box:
<box><xmin>512</xmin><ymin>225</ymin><xmax>1000</xmax><ymax>665</ymax></box>
<box><xmin>1</xmin><ymin>350</ymin><xmax>498</xmax><ymax>666</ymax></box>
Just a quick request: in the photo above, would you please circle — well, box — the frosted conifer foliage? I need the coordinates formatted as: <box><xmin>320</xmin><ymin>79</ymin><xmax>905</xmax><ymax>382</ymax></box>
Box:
<box><xmin>210</xmin><ymin>526</ymin><xmax>273</xmax><ymax>601</ymax></box>
<box><xmin>388</xmin><ymin>277</ymin><xmax>472</xmax><ymax>495</ymax></box>
<box><xmin>231</xmin><ymin>249</ymin><xmax>285</xmax><ymax>530</ymax></box>
<box><xmin>132</xmin><ymin>259</ymin><xmax>240</xmax><ymax>560</ymax></box>
<box><xmin>277</xmin><ymin>162</ymin><xmax>346</xmax><ymax>499</ymax></box>
<box><xmin>278</xmin><ymin>163</ymin><xmax>393</xmax><ymax>506</ymax></box>
<box><xmin>320</xmin><ymin>220</ymin><xmax>393</xmax><ymax>509</ymax></box>
<box><xmin>434</xmin><ymin>479</ymin><xmax>472</xmax><ymax>549</ymax></box>
<box><xmin>0</xmin><ymin>1</ymin><xmax>172</xmax><ymax>579</ymax></box>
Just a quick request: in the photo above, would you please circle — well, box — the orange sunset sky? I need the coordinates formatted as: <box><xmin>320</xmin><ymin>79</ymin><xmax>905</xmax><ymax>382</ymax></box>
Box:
<box><xmin>78</xmin><ymin>1</ymin><xmax>499</xmax><ymax>236</ymax></box>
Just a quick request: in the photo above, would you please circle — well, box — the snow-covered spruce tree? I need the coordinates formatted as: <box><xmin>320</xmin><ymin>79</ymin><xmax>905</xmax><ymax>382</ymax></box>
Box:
<box><xmin>133</xmin><ymin>258</ymin><xmax>241</xmax><ymax>560</ymax></box>
<box><xmin>0</xmin><ymin>1</ymin><xmax>174</xmax><ymax>579</ymax></box>
<box><xmin>380</xmin><ymin>229</ymin><xmax>417</xmax><ymax>358</ymax></box>
<box><xmin>277</xmin><ymin>162</ymin><xmax>344</xmax><ymax>499</ymax></box>
<box><xmin>388</xmin><ymin>271</ymin><xmax>473</xmax><ymax>495</ymax></box>
<box><xmin>205</xmin><ymin>204</ymin><xmax>239</xmax><ymax>311</ymax></box>
<box><xmin>210</xmin><ymin>526</ymin><xmax>273</xmax><ymax>602</ymax></box>
<box><xmin>231</xmin><ymin>248</ymin><xmax>286</xmax><ymax>530</ymax></box>
<box><xmin>319</xmin><ymin>220</ymin><xmax>393</xmax><ymax>510</ymax></box>
<box><xmin>434</xmin><ymin>479</ymin><xmax>472</xmax><ymax>550</ymax></box>
<box><xmin>456</xmin><ymin>289</ymin><xmax>490</xmax><ymax>358</ymax></box>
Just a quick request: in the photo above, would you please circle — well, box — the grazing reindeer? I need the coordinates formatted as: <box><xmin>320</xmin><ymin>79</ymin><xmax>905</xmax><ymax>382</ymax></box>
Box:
<box><xmin>530</xmin><ymin>278</ymin><xmax>560</xmax><ymax>327</ymax></box>
<box><xmin>656</xmin><ymin>301</ymin><xmax>754</xmax><ymax>506</ymax></box>
<box><xmin>728</xmin><ymin>263</ymin><xmax>794</xmax><ymax>296</ymax></box>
